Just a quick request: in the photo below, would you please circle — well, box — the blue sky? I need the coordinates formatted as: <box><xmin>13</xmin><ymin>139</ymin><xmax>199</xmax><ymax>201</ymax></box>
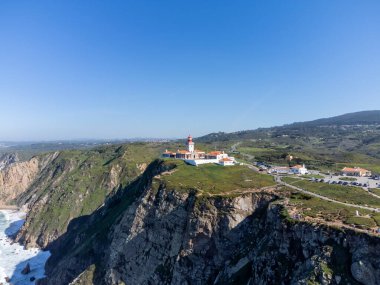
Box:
<box><xmin>0</xmin><ymin>1</ymin><xmax>379</xmax><ymax>140</ymax></box>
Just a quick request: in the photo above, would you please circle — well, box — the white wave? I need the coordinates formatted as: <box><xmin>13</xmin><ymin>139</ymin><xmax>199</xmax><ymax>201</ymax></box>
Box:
<box><xmin>0</xmin><ymin>210</ymin><xmax>51</xmax><ymax>285</ymax></box>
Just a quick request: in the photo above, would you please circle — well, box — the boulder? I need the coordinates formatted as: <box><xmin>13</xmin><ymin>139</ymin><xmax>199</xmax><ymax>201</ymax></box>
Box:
<box><xmin>21</xmin><ymin>262</ymin><xmax>31</xmax><ymax>275</ymax></box>
<box><xmin>351</xmin><ymin>261</ymin><xmax>375</xmax><ymax>285</ymax></box>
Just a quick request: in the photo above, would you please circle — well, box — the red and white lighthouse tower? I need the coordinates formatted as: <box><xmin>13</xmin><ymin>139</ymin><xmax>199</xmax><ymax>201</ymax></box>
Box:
<box><xmin>187</xmin><ymin>135</ymin><xmax>195</xmax><ymax>153</ymax></box>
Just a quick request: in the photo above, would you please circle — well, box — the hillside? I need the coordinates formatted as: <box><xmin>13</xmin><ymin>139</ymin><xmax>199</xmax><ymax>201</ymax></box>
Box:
<box><xmin>198</xmin><ymin>111</ymin><xmax>380</xmax><ymax>172</ymax></box>
<box><xmin>35</xmin><ymin>159</ymin><xmax>379</xmax><ymax>285</ymax></box>
<box><xmin>2</xmin><ymin>145</ymin><xmax>380</xmax><ymax>284</ymax></box>
<box><xmin>199</xmin><ymin>110</ymin><xmax>380</xmax><ymax>142</ymax></box>
<box><xmin>0</xmin><ymin>143</ymin><xmax>165</xmax><ymax>248</ymax></box>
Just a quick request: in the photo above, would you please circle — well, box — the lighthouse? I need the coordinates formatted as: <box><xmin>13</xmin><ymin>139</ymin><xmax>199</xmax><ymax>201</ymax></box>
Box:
<box><xmin>187</xmin><ymin>135</ymin><xmax>195</xmax><ymax>153</ymax></box>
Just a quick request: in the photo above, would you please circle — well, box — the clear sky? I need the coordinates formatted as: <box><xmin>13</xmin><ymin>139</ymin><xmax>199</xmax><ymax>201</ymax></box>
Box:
<box><xmin>1</xmin><ymin>1</ymin><xmax>379</xmax><ymax>140</ymax></box>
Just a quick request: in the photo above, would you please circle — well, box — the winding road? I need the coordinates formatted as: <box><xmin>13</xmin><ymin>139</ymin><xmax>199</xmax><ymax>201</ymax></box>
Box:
<box><xmin>232</xmin><ymin>143</ymin><xmax>380</xmax><ymax>213</ymax></box>
<box><xmin>276</xmin><ymin>175</ymin><xmax>380</xmax><ymax>212</ymax></box>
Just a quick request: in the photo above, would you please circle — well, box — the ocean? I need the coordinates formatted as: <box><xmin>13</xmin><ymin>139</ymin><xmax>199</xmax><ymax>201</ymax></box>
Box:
<box><xmin>0</xmin><ymin>210</ymin><xmax>50</xmax><ymax>284</ymax></box>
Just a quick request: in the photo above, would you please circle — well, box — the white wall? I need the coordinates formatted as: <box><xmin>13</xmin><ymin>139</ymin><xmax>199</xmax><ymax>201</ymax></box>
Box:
<box><xmin>185</xmin><ymin>159</ymin><xmax>219</xmax><ymax>166</ymax></box>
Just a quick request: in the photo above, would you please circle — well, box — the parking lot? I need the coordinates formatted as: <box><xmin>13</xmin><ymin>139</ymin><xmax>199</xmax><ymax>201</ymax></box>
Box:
<box><xmin>309</xmin><ymin>174</ymin><xmax>380</xmax><ymax>189</ymax></box>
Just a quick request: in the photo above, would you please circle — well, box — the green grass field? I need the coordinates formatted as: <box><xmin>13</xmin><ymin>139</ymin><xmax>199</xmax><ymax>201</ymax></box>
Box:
<box><xmin>339</xmin><ymin>177</ymin><xmax>357</xmax><ymax>181</ymax></box>
<box><xmin>159</xmin><ymin>159</ymin><xmax>275</xmax><ymax>195</ymax></box>
<box><xmin>288</xmin><ymin>192</ymin><xmax>379</xmax><ymax>228</ymax></box>
<box><xmin>283</xmin><ymin>177</ymin><xmax>380</xmax><ymax>209</ymax></box>
<box><xmin>301</xmin><ymin>174</ymin><xmax>325</xmax><ymax>179</ymax></box>
<box><xmin>370</xmin><ymin>187</ymin><xmax>380</xmax><ymax>196</ymax></box>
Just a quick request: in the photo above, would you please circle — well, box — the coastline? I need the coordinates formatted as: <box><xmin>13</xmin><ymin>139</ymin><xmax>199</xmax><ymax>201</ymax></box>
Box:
<box><xmin>0</xmin><ymin>209</ymin><xmax>50</xmax><ymax>284</ymax></box>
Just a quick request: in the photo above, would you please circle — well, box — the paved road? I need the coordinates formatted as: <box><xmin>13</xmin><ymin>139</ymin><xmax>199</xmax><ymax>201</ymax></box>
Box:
<box><xmin>307</xmin><ymin>174</ymin><xmax>380</xmax><ymax>200</ymax></box>
<box><xmin>231</xmin><ymin>141</ymin><xmax>257</xmax><ymax>161</ymax></box>
<box><xmin>276</xmin><ymin>175</ymin><xmax>380</xmax><ymax>212</ymax></box>
<box><xmin>230</xmin><ymin>142</ymin><xmax>241</xmax><ymax>152</ymax></box>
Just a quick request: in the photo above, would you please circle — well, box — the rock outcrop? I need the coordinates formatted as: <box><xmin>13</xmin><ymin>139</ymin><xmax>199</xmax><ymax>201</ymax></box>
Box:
<box><xmin>21</xmin><ymin>263</ymin><xmax>31</xmax><ymax>275</ymax></box>
<box><xmin>0</xmin><ymin>156</ymin><xmax>40</xmax><ymax>205</ymax></box>
<box><xmin>0</xmin><ymin>153</ymin><xmax>18</xmax><ymax>171</ymax></box>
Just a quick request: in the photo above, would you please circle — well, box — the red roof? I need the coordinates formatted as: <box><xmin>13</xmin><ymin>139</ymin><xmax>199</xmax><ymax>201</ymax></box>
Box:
<box><xmin>291</xmin><ymin>165</ymin><xmax>303</xmax><ymax>169</ymax></box>
<box><xmin>342</xmin><ymin>167</ymin><xmax>370</xmax><ymax>173</ymax></box>
<box><xmin>220</xmin><ymin>158</ymin><xmax>233</xmax><ymax>162</ymax></box>
<box><xmin>207</xmin><ymin>151</ymin><xmax>222</xmax><ymax>156</ymax></box>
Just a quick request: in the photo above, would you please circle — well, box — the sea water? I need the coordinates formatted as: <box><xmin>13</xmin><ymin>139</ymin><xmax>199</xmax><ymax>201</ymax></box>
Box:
<box><xmin>0</xmin><ymin>210</ymin><xmax>50</xmax><ymax>284</ymax></box>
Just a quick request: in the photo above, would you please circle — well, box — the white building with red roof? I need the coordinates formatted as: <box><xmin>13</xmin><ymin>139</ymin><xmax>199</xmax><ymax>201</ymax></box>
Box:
<box><xmin>290</xmin><ymin>164</ymin><xmax>308</xmax><ymax>175</ymax></box>
<box><xmin>341</xmin><ymin>167</ymin><xmax>371</xmax><ymax>177</ymax></box>
<box><xmin>162</xmin><ymin>135</ymin><xmax>236</xmax><ymax>166</ymax></box>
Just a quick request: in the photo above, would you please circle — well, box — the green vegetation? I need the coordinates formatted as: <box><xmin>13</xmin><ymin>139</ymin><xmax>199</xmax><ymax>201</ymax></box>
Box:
<box><xmin>345</xmin><ymin>216</ymin><xmax>376</xmax><ymax>228</ymax></box>
<box><xmin>70</xmin><ymin>264</ymin><xmax>96</xmax><ymax>285</ymax></box>
<box><xmin>370</xmin><ymin>187</ymin><xmax>380</xmax><ymax>196</ymax></box>
<box><xmin>19</xmin><ymin>142</ymin><xmax>165</xmax><ymax>246</ymax></box>
<box><xmin>320</xmin><ymin>262</ymin><xmax>333</xmax><ymax>276</ymax></box>
<box><xmin>283</xmin><ymin>177</ymin><xmax>380</xmax><ymax>208</ymax></box>
<box><xmin>339</xmin><ymin>177</ymin><xmax>357</xmax><ymax>181</ymax></box>
<box><xmin>288</xmin><ymin>192</ymin><xmax>378</xmax><ymax>228</ymax></box>
<box><xmin>159</xmin><ymin>159</ymin><xmax>275</xmax><ymax>195</ymax></box>
<box><xmin>301</xmin><ymin>174</ymin><xmax>325</xmax><ymax>179</ymax></box>
<box><xmin>197</xmin><ymin>111</ymin><xmax>380</xmax><ymax>173</ymax></box>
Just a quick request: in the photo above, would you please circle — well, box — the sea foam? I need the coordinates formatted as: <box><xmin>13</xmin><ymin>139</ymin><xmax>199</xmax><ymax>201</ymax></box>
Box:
<box><xmin>0</xmin><ymin>210</ymin><xmax>50</xmax><ymax>285</ymax></box>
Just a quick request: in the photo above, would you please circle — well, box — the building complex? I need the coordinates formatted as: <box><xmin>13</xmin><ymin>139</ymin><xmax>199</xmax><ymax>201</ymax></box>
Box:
<box><xmin>162</xmin><ymin>135</ymin><xmax>236</xmax><ymax>166</ymax></box>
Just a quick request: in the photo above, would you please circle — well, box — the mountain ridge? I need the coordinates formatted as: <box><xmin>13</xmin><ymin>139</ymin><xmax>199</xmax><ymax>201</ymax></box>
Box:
<box><xmin>198</xmin><ymin>110</ymin><xmax>380</xmax><ymax>142</ymax></box>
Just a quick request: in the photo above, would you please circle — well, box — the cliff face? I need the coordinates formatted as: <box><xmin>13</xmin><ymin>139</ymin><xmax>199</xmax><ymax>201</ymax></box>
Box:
<box><xmin>0</xmin><ymin>158</ymin><xmax>38</xmax><ymax>204</ymax></box>
<box><xmin>0</xmin><ymin>153</ymin><xmax>57</xmax><ymax>205</ymax></box>
<box><xmin>13</xmin><ymin>144</ymin><xmax>161</xmax><ymax>248</ymax></box>
<box><xmin>38</xmin><ymin>160</ymin><xmax>380</xmax><ymax>285</ymax></box>
<box><xmin>0</xmin><ymin>153</ymin><xmax>19</xmax><ymax>171</ymax></box>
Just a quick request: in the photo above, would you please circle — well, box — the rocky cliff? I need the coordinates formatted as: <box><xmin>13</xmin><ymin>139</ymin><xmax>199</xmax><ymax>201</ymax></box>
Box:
<box><xmin>14</xmin><ymin>144</ymin><xmax>162</xmax><ymax>248</ymax></box>
<box><xmin>0</xmin><ymin>143</ymin><xmax>163</xmax><ymax>249</ymax></box>
<box><xmin>0</xmin><ymin>153</ymin><xmax>19</xmax><ymax>170</ymax></box>
<box><xmin>0</xmin><ymin>153</ymin><xmax>57</xmax><ymax>205</ymax></box>
<box><xmin>37</xmin><ymin>160</ymin><xmax>380</xmax><ymax>285</ymax></box>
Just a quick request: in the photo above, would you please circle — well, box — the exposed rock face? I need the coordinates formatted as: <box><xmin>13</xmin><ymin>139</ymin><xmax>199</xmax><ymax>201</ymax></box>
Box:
<box><xmin>21</xmin><ymin>262</ymin><xmax>31</xmax><ymax>275</ymax></box>
<box><xmin>12</xmin><ymin>144</ymin><xmax>161</xmax><ymax>249</ymax></box>
<box><xmin>0</xmin><ymin>153</ymin><xmax>18</xmax><ymax>171</ymax></box>
<box><xmin>0</xmin><ymin>152</ymin><xmax>59</xmax><ymax>206</ymax></box>
<box><xmin>36</xmin><ymin>160</ymin><xmax>380</xmax><ymax>285</ymax></box>
<box><xmin>0</xmin><ymin>156</ymin><xmax>39</xmax><ymax>205</ymax></box>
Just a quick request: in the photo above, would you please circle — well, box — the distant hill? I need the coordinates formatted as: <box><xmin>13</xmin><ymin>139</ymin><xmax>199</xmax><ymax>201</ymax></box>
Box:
<box><xmin>198</xmin><ymin>110</ymin><xmax>380</xmax><ymax>142</ymax></box>
<box><xmin>198</xmin><ymin>111</ymin><xmax>380</xmax><ymax>168</ymax></box>
<box><xmin>288</xmin><ymin>110</ymin><xmax>380</xmax><ymax>127</ymax></box>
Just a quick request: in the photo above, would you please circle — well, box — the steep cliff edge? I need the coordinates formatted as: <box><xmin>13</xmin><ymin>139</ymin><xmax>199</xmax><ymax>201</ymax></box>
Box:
<box><xmin>13</xmin><ymin>143</ymin><xmax>162</xmax><ymax>248</ymax></box>
<box><xmin>0</xmin><ymin>153</ymin><xmax>57</xmax><ymax>205</ymax></box>
<box><xmin>37</xmin><ymin>160</ymin><xmax>380</xmax><ymax>285</ymax></box>
<box><xmin>0</xmin><ymin>153</ymin><xmax>19</xmax><ymax>170</ymax></box>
